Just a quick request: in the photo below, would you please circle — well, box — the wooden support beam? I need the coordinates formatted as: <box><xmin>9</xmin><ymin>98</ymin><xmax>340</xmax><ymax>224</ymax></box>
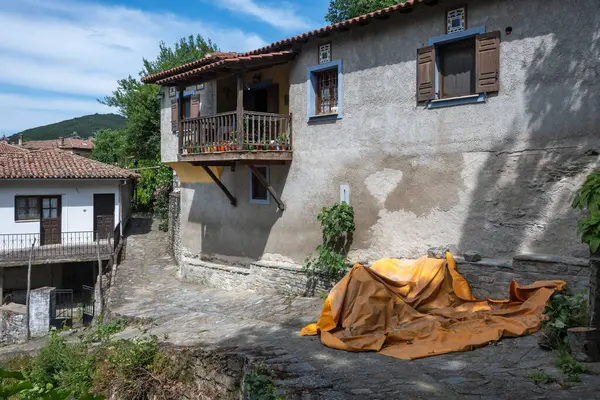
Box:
<box><xmin>236</xmin><ymin>74</ymin><xmax>244</xmax><ymax>149</ymax></box>
<box><xmin>201</xmin><ymin>166</ymin><xmax>237</xmax><ymax>206</ymax></box>
<box><xmin>248</xmin><ymin>165</ymin><xmax>285</xmax><ymax>211</ymax></box>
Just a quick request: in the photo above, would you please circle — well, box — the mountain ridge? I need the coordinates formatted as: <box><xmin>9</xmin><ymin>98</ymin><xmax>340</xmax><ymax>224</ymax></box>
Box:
<box><xmin>7</xmin><ymin>113</ymin><xmax>126</xmax><ymax>142</ymax></box>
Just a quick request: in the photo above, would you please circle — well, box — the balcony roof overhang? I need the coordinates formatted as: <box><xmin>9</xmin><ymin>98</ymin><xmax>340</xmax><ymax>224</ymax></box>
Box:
<box><xmin>156</xmin><ymin>50</ymin><xmax>297</xmax><ymax>87</ymax></box>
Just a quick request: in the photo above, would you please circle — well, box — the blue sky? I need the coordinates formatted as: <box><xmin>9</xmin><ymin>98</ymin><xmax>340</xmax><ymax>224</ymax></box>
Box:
<box><xmin>0</xmin><ymin>0</ymin><xmax>328</xmax><ymax>135</ymax></box>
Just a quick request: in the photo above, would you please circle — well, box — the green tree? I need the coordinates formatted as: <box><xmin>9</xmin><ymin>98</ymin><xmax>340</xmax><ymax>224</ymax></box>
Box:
<box><xmin>97</xmin><ymin>35</ymin><xmax>218</xmax><ymax>217</ymax></box>
<box><xmin>91</xmin><ymin>129</ymin><xmax>127</xmax><ymax>165</ymax></box>
<box><xmin>325</xmin><ymin>0</ymin><xmax>401</xmax><ymax>24</ymax></box>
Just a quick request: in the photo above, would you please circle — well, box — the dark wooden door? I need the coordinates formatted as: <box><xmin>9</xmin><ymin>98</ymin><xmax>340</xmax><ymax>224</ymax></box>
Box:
<box><xmin>40</xmin><ymin>196</ymin><xmax>61</xmax><ymax>245</ymax></box>
<box><xmin>93</xmin><ymin>194</ymin><xmax>115</xmax><ymax>241</ymax></box>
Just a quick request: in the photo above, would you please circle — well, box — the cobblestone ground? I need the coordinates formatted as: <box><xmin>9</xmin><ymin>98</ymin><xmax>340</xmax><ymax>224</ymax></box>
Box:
<box><xmin>107</xmin><ymin>217</ymin><xmax>600</xmax><ymax>399</ymax></box>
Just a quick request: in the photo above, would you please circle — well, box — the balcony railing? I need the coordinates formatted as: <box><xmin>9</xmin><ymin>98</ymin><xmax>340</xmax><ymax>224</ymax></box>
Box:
<box><xmin>0</xmin><ymin>229</ymin><xmax>120</xmax><ymax>264</ymax></box>
<box><xmin>180</xmin><ymin>110</ymin><xmax>292</xmax><ymax>155</ymax></box>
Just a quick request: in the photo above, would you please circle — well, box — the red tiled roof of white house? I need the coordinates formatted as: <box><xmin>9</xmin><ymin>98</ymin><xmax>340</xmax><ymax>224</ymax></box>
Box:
<box><xmin>0</xmin><ymin>149</ymin><xmax>138</xmax><ymax>180</ymax></box>
<box><xmin>22</xmin><ymin>137</ymin><xmax>94</xmax><ymax>151</ymax></box>
<box><xmin>0</xmin><ymin>141</ymin><xmax>29</xmax><ymax>154</ymax></box>
<box><xmin>142</xmin><ymin>0</ymin><xmax>430</xmax><ymax>84</ymax></box>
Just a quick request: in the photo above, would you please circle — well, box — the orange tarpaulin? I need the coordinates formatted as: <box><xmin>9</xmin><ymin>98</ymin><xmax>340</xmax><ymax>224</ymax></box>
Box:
<box><xmin>300</xmin><ymin>253</ymin><xmax>565</xmax><ymax>360</ymax></box>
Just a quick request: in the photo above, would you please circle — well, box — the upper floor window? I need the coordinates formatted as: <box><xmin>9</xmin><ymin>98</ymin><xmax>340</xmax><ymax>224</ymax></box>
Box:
<box><xmin>307</xmin><ymin>59</ymin><xmax>343</xmax><ymax>121</ymax></box>
<box><xmin>316</xmin><ymin>69</ymin><xmax>338</xmax><ymax>115</ymax></box>
<box><xmin>417</xmin><ymin>27</ymin><xmax>500</xmax><ymax>108</ymax></box>
<box><xmin>438</xmin><ymin>37</ymin><xmax>475</xmax><ymax>98</ymax></box>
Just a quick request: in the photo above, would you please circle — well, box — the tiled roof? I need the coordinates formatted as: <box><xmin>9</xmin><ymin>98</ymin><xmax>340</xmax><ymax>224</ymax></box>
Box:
<box><xmin>241</xmin><ymin>0</ymin><xmax>424</xmax><ymax>56</ymax></box>
<box><xmin>0</xmin><ymin>141</ymin><xmax>29</xmax><ymax>154</ymax></box>
<box><xmin>142</xmin><ymin>51</ymin><xmax>239</xmax><ymax>84</ymax></box>
<box><xmin>155</xmin><ymin>50</ymin><xmax>296</xmax><ymax>85</ymax></box>
<box><xmin>23</xmin><ymin>138</ymin><xmax>94</xmax><ymax>150</ymax></box>
<box><xmin>143</xmin><ymin>0</ymin><xmax>430</xmax><ymax>84</ymax></box>
<box><xmin>0</xmin><ymin>149</ymin><xmax>137</xmax><ymax>180</ymax></box>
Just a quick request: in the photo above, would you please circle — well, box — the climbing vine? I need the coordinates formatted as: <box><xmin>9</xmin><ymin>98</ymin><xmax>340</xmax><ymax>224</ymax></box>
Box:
<box><xmin>304</xmin><ymin>202</ymin><xmax>355</xmax><ymax>278</ymax></box>
<box><xmin>572</xmin><ymin>169</ymin><xmax>600</xmax><ymax>252</ymax></box>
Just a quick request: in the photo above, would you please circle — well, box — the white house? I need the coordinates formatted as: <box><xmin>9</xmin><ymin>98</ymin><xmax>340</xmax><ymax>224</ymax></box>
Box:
<box><xmin>0</xmin><ymin>145</ymin><xmax>136</xmax><ymax>302</ymax></box>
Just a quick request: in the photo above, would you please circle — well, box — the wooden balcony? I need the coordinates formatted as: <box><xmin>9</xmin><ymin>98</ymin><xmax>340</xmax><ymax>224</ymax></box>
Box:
<box><xmin>178</xmin><ymin>110</ymin><xmax>292</xmax><ymax>164</ymax></box>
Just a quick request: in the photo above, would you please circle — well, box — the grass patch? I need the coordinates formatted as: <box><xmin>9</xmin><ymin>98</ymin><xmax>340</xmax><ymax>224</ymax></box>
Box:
<box><xmin>528</xmin><ymin>370</ymin><xmax>556</xmax><ymax>385</ymax></box>
<box><xmin>556</xmin><ymin>350</ymin><xmax>585</xmax><ymax>383</ymax></box>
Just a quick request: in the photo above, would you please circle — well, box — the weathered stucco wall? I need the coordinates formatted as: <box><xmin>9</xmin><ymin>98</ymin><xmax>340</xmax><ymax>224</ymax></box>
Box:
<box><xmin>174</xmin><ymin>0</ymin><xmax>600</xmax><ymax>264</ymax></box>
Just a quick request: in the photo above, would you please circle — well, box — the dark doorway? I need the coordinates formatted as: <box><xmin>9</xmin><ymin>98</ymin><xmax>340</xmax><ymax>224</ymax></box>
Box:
<box><xmin>40</xmin><ymin>196</ymin><xmax>61</xmax><ymax>245</ymax></box>
<box><xmin>243</xmin><ymin>83</ymin><xmax>279</xmax><ymax>113</ymax></box>
<box><xmin>93</xmin><ymin>194</ymin><xmax>115</xmax><ymax>240</ymax></box>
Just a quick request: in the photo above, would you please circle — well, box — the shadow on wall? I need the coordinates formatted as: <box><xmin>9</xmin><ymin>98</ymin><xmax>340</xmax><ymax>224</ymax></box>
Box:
<box><xmin>186</xmin><ymin>165</ymin><xmax>290</xmax><ymax>261</ymax></box>
<box><xmin>458</xmin><ymin>8</ymin><xmax>600</xmax><ymax>258</ymax></box>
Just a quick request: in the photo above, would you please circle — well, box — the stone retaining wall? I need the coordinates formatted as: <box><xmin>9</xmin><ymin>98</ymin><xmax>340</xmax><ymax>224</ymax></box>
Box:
<box><xmin>180</xmin><ymin>253</ymin><xmax>590</xmax><ymax>299</ymax></box>
<box><xmin>167</xmin><ymin>191</ymin><xmax>182</xmax><ymax>264</ymax></box>
<box><xmin>0</xmin><ymin>304</ymin><xmax>27</xmax><ymax>347</ymax></box>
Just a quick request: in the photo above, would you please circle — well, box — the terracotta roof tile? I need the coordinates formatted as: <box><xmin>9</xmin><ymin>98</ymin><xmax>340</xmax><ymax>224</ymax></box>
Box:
<box><xmin>0</xmin><ymin>149</ymin><xmax>137</xmax><ymax>180</ymax></box>
<box><xmin>23</xmin><ymin>138</ymin><xmax>94</xmax><ymax>150</ymax></box>
<box><xmin>0</xmin><ymin>141</ymin><xmax>29</xmax><ymax>154</ymax></box>
<box><xmin>155</xmin><ymin>50</ymin><xmax>296</xmax><ymax>85</ymax></box>
<box><xmin>142</xmin><ymin>51</ymin><xmax>239</xmax><ymax>83</ymax></box>
<box><xmin>143</xmin><ymin>0</ymin><xmax>428</xmax><ymax>84</ymax></box>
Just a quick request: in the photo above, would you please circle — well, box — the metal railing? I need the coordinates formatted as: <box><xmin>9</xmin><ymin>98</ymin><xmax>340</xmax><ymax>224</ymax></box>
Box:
<box><xmin>0</xmin><ymin>230</ymin><xmax>118</xmax><ymax>263</ymax></box>
<box><xmin>180</xmin><ymin>110</ymin><xmax>292</xmax><ymax>155</ymax></box>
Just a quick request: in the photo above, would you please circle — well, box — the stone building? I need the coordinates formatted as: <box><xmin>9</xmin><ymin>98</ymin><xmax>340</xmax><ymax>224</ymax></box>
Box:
<box><xmin>144</xmin><ymin>0</ymin><xmax>600</xmax><ymax>291</ymax></box>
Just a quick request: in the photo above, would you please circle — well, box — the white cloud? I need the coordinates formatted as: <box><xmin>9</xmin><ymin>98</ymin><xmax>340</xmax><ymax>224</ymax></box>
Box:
<box><xmin>0</xmin><ymin>0</ymin><xmax>268</xmax><ymax>132</ymax></box>
<box><xmin>217</xmin><ymin>0</ymin><xmax>313</xmax><ymax>31</ymax></box>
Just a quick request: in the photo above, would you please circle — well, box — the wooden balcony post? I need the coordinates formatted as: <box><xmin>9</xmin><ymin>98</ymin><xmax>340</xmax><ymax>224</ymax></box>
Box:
<box><xmin>236</xmin><ymin>74</ymin><xmax>244</xmax><ymax>149</ymax></box>
<box><xmin>177</xmin><ymin>87</ymin><xmax>185</xmax><ymax>154</ymax></box>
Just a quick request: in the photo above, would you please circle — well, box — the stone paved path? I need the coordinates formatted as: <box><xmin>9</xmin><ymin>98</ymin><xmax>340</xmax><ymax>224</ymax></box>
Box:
<box><xmin>108</xmin><ymin>217</ymin><xmax>600</xmax><ymax>399</ymax></box>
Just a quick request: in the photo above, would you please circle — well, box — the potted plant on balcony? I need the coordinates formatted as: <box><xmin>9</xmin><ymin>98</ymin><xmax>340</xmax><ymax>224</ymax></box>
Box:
<box><xmin>278</xmin><ymin>132</ymin><xmax>289</xmax><ymax>150</ymax></box>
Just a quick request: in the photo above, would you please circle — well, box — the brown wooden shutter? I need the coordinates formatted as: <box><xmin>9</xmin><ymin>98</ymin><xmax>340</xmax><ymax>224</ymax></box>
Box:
<box><xmin>190</xmin><ymin>94</ymin><xmax>201</xmax><ymax>118</ymax></box>
<box><xmin>416</xmin><ymin>46</ymin><xmax>436</xmax><ymax>102</ymax></box>
<box><xmin>170</xmin><ymin>98</ymin><xmax>178</xmax><ymax>134</ymax></box>
<box><xmin>476</xmin><ymin>31</ymin><xmax>500</xmax><ymax>93</ymax></box>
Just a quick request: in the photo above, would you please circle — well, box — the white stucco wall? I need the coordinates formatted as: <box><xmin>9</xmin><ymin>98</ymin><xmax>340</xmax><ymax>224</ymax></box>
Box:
<box><xmin>0</xmin><ymin>180</ymin><xmax>123</xmax><ymax>237</ymax></box>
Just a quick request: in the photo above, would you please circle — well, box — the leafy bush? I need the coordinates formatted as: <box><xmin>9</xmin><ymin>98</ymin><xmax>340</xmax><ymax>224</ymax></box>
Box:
<box><xmin>540</xmin><ymin>290</ymin><xmax>588</xmax><ymax>350</ymax></box>
<box><xmin>572</xmin><ymin>169</ymin><xmax>600</xmax><ymax>252</ymax></box>
<box><xmin>245</xmin><ymin>369</ymin><xmax>284</xmax><ymax>400</ymax></box>
<box><xmin>304</xmin><ymin>202</ymin><xmax>355</xmax><ymax>278</ymax></box>
<box><xmin>85</xmin><ymin>319</ymin><xmax>128</xmax><ymax>343</ymax></box>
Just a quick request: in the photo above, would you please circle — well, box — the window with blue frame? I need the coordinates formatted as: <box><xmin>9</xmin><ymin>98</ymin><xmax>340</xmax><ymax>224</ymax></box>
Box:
<box><xmin>417</xmin><ymin>26</ymin><xmax>501</xmax><ymax>108</ymax></box>
<box><xmin>306</xmin><ymin>60</ymin><xmax>343</xmax><ymax>120</ymax></box>
<box><xmin>250</xmin><ymin>166</ymin><xmax>270</xmax><ymax>204</ymax></box>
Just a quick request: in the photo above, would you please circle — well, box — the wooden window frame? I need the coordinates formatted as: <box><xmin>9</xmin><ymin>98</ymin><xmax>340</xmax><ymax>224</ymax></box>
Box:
<box><xmin>315</xmin><ymin>68</ymin><xmax>338</xmax><ymax>115</ymax></box>
<box><xmin>307</xmin><ymin>60</ymin><xmax>343</xmax><ymax>120</ymax></box>
<box><xmin>249</xmin><ymin>166</ymin><xmax>270</xmax><ymax>205</ymax></box>
<box><xmin>15</xmin><ymin>196</ymin><xmax>41</xmax><ymax>221</ymax></box>
<box><xmin>445</xmin><ymin>4</ymin><xmax>468</xmax><ymax>34</ymax></box>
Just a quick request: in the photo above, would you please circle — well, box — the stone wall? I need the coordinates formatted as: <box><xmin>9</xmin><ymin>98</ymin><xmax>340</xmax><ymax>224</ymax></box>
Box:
<box><xmin>180</xmin><ymin>258</ymin><xmax>340</xmax><ymax>297</ymax></box>
<box><xmin>180</xmin><ymin>253</ymin><xmax>589</xmax><ymax>300</ymax></box>
<box><xmin>167</xmin><ymin>191</ymin><xmax>182</xmax><ymax>263</ymax></box>
<box><xmin>456</xmin><ymin>254</ymin><xmax>589</xmax><ymax>299</ymax></box>
<box><xmin>0</xmin><ymin>304</ymin><xmax>26</xmax><ymax>346</ymax></box>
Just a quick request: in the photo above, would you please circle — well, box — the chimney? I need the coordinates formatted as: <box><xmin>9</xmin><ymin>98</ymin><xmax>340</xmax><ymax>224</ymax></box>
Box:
<box><xmin>18</xmin><ymin>134</ymin><xmax>23</xmax><ymax>146</ymax></box>
<box><xmin>59</xmin><ymin>137</ymin><xmax>65</xmax><ymax>147</ymax></box>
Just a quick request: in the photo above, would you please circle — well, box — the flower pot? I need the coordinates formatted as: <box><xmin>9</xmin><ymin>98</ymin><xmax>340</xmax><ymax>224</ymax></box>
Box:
<box><xmin>187</xmin><ymin>147</ymin><xmax>193</xmax><ymax>153</ymax></box>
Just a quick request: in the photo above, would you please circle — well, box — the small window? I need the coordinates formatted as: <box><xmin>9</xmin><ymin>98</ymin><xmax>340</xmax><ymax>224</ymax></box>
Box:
<box><xmin>319</xmin><ymin>43</ymin><xmax>331</xmax><ymax>64</ymax></box>
<box><xmin>250</xmin><ymin>166</ymin><xmax>270</xmax><ymax>204</ymax></box>
<box><xmin>439</xmin><ymin>38</ymin><xmax>476</xmax><ymax>98</ymax></box>
<box><xmin>446</xmin><ymin>7</ymin><xmax>466</xmax><ymax>34</ymax></box>
<box><xmin>316</xmin><ymin>69</ymin><xmax>338</xmax><ymax>115</ymax></box>
<box><xmin>15</xmin><ymin>196</ymin><xmax>40</xmax><ymax>221</ymax></box>
<box><xmin>181</xmin><ymin>96</ymin><xmax>192</xmax><ymax>119</ymax></box>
